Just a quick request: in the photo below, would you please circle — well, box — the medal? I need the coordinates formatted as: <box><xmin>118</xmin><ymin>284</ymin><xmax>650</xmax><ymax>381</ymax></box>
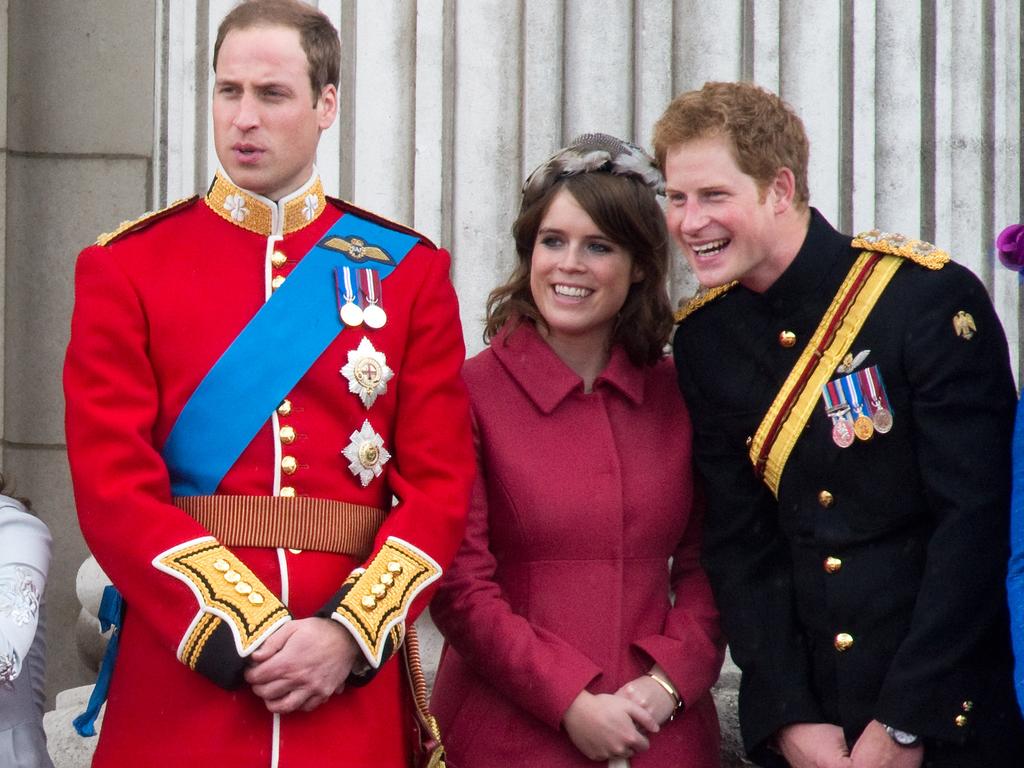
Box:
<box><xmin>822</xmin><ymin>380</ymin><xmax>855</xmax><ymax>448</ymax></box>
<box><xmin>861</xmin><ymin>366</ymin><xmax>894</xmax><ymax>434</ymax></box>
<box><xmin>335</xmin><ymin>266</ymin><xmax>363</xmax><ymax>327</ymax></box>
<box><xmin>832</xmin><ymin>415</ymin><xmax>855</xmax><ymax>448</ymax></box>
<box><xmin>360</xmin><ymin>269</ymin><xmax>387</xmax><ymax>329</ymax></box>
<box><xmin>340</xmin><ymin>337</ymin><xmax>394</xmax><ymax>408</ymax></box>
<box><xmin>843</xmin><ymin>374</ymin><xmax>874</xmax><ymax>441</ymax></box>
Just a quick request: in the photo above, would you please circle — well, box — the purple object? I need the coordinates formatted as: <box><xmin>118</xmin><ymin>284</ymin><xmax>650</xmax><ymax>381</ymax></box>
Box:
<box><xmin>997</xmin><ymin>224</ymin><xmax>1024</xmax><ymax>272</ymax></box>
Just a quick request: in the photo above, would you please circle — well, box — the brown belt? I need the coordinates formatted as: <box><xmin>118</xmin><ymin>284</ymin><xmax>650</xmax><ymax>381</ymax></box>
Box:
<box><xmin>172</xmin><ymin>495</ymin><xmax>387</xmax><ymax>557</ymax></box>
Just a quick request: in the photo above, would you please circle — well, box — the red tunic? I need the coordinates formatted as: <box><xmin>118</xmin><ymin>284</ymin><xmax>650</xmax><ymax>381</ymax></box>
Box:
<box><xmin>64</xmin><ymin>173</ymin><xmax>474</xmax><ymax>766</ymax></box>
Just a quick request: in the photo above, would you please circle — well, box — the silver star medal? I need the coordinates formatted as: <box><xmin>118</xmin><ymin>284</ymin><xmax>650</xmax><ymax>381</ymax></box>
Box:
<box><xmin>340</xmin><ymin>337</ymin><xmax>394</xmax><ymax>408</ymax></box>
<box><xmin>342</xmin><ymin>419</ymin><xmax>391</xmax><ymax>486</ymax></box>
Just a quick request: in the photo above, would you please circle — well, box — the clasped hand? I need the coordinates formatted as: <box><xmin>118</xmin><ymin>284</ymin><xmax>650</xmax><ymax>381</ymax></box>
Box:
<box><xmin>563</xmin><ymin>669</ymin><xmax>678</xmax><ymax>761</ymax></box>
<box><xmin>777</xmin><ymin>720</ymin><xmax>924</xmax><ymax>768</ymax></box>
<box><xmin>244</xmin><ymin>617</ymin><xmax>361</xmax><ymax>714</ymax></box>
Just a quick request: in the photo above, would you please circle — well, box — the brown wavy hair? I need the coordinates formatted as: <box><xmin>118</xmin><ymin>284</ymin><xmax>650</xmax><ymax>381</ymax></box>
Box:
<box><xmin>485</xmin><ymin>172</ymin><xmax>673</xmax><ymax>367</ymax></box>
<box><xmin>213</xmin><ymin>0</ymin><xmax>341</xmax><ymax>104</ymax></box>
<box><xmin>652</xmin><ymin>81</ymin><xmax>810</xmax><ymax>207</ymax></box>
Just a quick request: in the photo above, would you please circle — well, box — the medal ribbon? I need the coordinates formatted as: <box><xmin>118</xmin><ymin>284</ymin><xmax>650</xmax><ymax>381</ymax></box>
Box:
<box><xmin>749</xmin><ymin>252</ymin><xmax>903</xmax><ymax>497</ymax></box>
<box><xmin>162</xmin><ymin>212</ymin><xmax>418</xmax><ymax>496</ymax></box>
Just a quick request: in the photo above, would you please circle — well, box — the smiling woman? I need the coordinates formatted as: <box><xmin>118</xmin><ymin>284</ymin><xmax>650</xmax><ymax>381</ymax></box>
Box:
<box><xmin>429</xmin><ymin>134</ymin><xmax>725</xmax><ymax>768</ymax></box>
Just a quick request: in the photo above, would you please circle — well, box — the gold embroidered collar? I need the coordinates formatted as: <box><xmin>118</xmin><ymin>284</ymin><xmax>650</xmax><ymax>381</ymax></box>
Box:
<box><xmin>205</xmin><ymin>170</ymin><xmax>327</xmax><ymax>236</ymax></box>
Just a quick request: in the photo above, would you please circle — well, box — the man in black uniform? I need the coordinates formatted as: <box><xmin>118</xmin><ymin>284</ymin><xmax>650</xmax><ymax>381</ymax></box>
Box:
<box><xmin>654</xmin><ymin>81</ymin><xmax>1024</xmax><ymax>768</ymax></box>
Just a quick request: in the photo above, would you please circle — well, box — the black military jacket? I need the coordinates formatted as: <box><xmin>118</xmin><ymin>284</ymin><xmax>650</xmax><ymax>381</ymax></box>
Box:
<box><xmin>674</xmin><ymin>210</ymin><xmax>1023</xmax><ymax>764</ymax></box>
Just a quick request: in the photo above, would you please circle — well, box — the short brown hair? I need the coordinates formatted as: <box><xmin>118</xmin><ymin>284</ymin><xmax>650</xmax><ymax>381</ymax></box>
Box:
<box><xmin>485</xmin><ymin>172</ymin><xmax>673</xmax><ymax>367</ymax></box>
<box><xmin>213</xmin><ymin>0</ymin><xmax>340</xmax><ymax>103</ymax></box>
<box><xmin>652</xmin><ymin>81</ymin><xmax>810</xmax><ymax>206</ymax></box>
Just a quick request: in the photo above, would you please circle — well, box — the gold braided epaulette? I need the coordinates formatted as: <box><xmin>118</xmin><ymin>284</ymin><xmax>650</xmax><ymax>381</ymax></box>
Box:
<box><xmin>96</xmin><ymin>196</ymin><xmax>198</xmax><ymax>247</ymax></box>
<box><xmin>674</xmin><ymin>282</ymin><xmax>738</xmax><ymax>323</ymax></box>
<box><xmin>851</xmin><ymin>230</ymin><xmax>949</xmax><ymax>270</ymax></box>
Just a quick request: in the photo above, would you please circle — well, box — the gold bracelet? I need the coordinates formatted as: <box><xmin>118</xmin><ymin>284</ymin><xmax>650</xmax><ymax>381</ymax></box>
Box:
<box><xmin>645</xmin><ymin>671</ymin><xmax>683</xmax><ymax>719</ymax></box>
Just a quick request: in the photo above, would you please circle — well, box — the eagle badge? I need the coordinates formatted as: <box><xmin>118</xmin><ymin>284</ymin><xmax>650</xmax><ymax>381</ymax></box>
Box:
<box><xmin>952</xmin><ymin>311</ymin><xmax>977</xmax><ymax>340</ymax></box>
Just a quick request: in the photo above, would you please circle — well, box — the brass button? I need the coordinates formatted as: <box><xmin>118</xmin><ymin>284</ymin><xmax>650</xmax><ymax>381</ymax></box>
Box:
<box><xmin>370</xmin><ymin>583</ymin><xmax>387</xmax><ymax>598</ymax></box>
<box><xmin>235</xmin><ymin>582</ymin><xmax>252</xmax><ymax>595</ymax></box>
<box><xmin>824</xmin><ymin>556</ymin><xmax>842</xmax><ymax>574</ymax></box>
<box><xmin>955</xmin><ymin>715</ymin><xmax>968</xmax><ymax>728</ymax></box>
<box><xmin>213</xmin><ymin>559</ymin><xmax>230</xmax><ymax>572</ymax></box>
<box><xmin>224</xmin><ymin>570</ymin><xmax>241</xmax><ymax>584</ymax></box>
<box><xmin>818</xmin><ymin>490</ymin><xmax>834</xmax><ymax>508</ymax></box>
<box><xmin>277</xmin><ymin>399</ymin><xmax>292</xmax><ymax>416</ymax></box>
<box><xmin>248</xmin><ymin>592</ymin><xmax>264</xmax><ymax>605</ymax></box>
<box><xmin>279</xmin><ymin>425</ymin><xmax>296</xmax><ymax>444</ymax></box>
<box><xmin>833</xmin><ymin>632</ymin><xmax>854</xmax><ymax>651</ymax></box>
<box><xmin>271</xmin><ymin>250</ymin><xmax>287</xmax><ymax>269</ymax></box>
<box><xmin>281</xmin><ymin>456</ymin><xmax>298</xmax><ymax>475</ymax></box>
<box><xmin>288</xmin><ymin>548</ymin><xmax>302</xmax><ymax>555</ymax></box>
<box><xmin>387</xmin><ymin>561</ymin><xmax>403</xmax><ymax>574</ymax></box>
<box><xmin>280</xmin><ymin>486</ymin><xmax>296</xmax><ymax>497</ymax></box>
<box><xmin>379</xmin><ymin>573</ymin><xmax>394</xmax><ymax>587</ymax></box>
<box><xmin>361</xmin><ymin>595</ymin><xmax>377</xmax><ymax>611</ymax></box>
<box><xmin>778</xmin><ymin>330</ymin><xmax>797</xmax><ymax>348</ymax></box>
<box><xmin>271</xmin><ymin>275</ymin><xmax>286</xmax><ymax>291</ymax></box>
<box><xmin>962</xmin><ymin>701</ymin><xmax>973</xmax><ymax>712</ymax></box>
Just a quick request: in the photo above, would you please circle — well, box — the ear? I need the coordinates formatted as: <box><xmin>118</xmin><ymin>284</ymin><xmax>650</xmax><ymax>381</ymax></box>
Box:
<box><xmin>631</xmin><ymin>263</ymin><xmax>645</xmax><ymax>284</ymax></box>
<box><xmin>316</xmin><ymin>84</ymin><xmax>339</xmax><ymax>132</ymax></box>
<box><xmin>767</xmin><ymin>166</ymin><xmax>797</xmax><ymax>215</ymax></box>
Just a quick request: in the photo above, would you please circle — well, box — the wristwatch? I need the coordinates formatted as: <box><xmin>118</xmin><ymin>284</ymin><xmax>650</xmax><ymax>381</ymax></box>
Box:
<box><xmin>883</xmin><ymin>724</ymin><xmax>920</xmax><ymax>747</ymax></box>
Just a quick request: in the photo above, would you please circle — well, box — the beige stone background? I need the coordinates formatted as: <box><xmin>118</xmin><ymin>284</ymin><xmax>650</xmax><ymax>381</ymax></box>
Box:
<box><xmin>0</xmin><ymin>0</ymin><xmax>1022</xmax><ymax>765</ymax></box>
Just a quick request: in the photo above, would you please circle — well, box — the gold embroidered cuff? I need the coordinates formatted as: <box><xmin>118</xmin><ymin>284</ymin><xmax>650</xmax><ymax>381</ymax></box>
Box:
<box><xmin>154</xmin><ymin>537</ymin><xmax>289</xmax><ymax>658</ymax></box>
<box><xmin>331</xmin><ymin>537</ymin><xmax>440</xmax><ymax>667</ymax></box>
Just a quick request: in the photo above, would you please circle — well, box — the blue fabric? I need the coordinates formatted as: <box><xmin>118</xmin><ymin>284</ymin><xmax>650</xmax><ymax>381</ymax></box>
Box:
<box><xmin>73</xmin><ymin>586</ymin><xmax>124</xmax><ymax>737</ymax></box>
<box><xmin>161</xmin><ymin>213</ymin><xmax>417</xmax><ymax>496</ymax></box>
<box><xmin>1009</xmin><ymin>394</ymin><xmax>1024</xmax><ymax>715</ymax></box>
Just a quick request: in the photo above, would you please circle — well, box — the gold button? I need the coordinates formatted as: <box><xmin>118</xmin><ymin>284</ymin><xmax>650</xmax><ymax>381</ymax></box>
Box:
<box><xmin>248</xmin><ymin>592</ymin><xmax>264</xmax><ymax>605</ymax></box>
<box><xmin>824</xmin><ymin>556</ymin><xmax>843</xmax><ymax>574</ymax></box>
<box><xmin>224</xmin><ymin>570</ymin><xmax>241</xmax><ymax>584</ymax></box>
<box><xmin>213</xmin><ymin>559</ymin><xmax>230</xmax><ymax>572</ymax></box>
<box><xmin>833</xmin><ymin>632</ymin><xmax>853</xmax><ymax>651</ymax></box>
<box><xmin>271</xmin><ymin>250</ymin><xmax>287</xmax><ymax>269</ymax></box>
<box><xmin>361</xmin><ymin>595</ymin><xmax>377</xmax><ymax>611</ymax></box>
<box><xmin>962</xmin><ymin>700</ymin><xmax>973</xmax><ymax>712</ymax></box>
<box><xmin>235</xmin><ymin>582</ymin><xmax>252</xmax><ymax>595</ymax></box>
<box><xmin>778</xmin><ymin>330</ymin><xmax>797</xmax><ymax>348</ymax></box>
<box><xmin>277</xmin><ymin>399</ymin><xmax>292</xmax><ymax>416</ymax></box>
<box><xmin>279</xmin><ymin>425</ymin><xmax>296</xmax><ymax>444</ymax></box>
<box><xmin>387</xmin><ymin>561</ymin><xmax>403</xmax><ymax>574</ymax></box>
<box><xmin>288</xmin><ymin>548</ymin><xmax>302</xmax><ymax>555</ymax></box>
<box><xmin>281</xmin><ymin>455</ymin><xmax>298</xmax><ymax>475</ymax></box>
<box><xmin>955</xmin><ymin>715</ymin><xmax>968</xmax><ymax>727</ymax></box>
<box><xmin>818</xmin><ymin>490</ymin><xmax>834</xmax><ymax>508</ymax></box>
<box><xmin>370</xmin><ymin>583</ymin><xmax>387</xmax><ymax>597</ymax></box>
<box><xmin>379</xmin><ymin>573</ymin><xmax>394</xmax><ymax>587</ymax></box>
<box><xmin>280</xmin><ymin>486</ymin><xmax>296</xmax><ymax>497</ymax></box>
<box><xmin>271</xmin><ymin>275</ymin><xmax>286</xmax><ymax>291</ymax></box>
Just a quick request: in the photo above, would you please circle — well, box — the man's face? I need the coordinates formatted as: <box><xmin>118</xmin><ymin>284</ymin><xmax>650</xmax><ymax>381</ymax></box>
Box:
<box><xmin>213</xmin><ymin>25</ymin><xmax>337</xmax><ymax>201</ymax></box>
<box><xmin>663</xmin><ymin>134</ymin><xmax>787</xmax><ymax>292</ymax></box>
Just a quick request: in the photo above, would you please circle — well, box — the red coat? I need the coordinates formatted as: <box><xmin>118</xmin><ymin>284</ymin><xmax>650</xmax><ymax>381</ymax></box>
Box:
<box><xmin>63</xmin><ymin>173</ymin><xmax>474</xmax><ymax>766</ymax></box>
<box><xmin>430</xmin><ymin>323</ymin><xmax>723</xmax><ymax>767</ymax></box>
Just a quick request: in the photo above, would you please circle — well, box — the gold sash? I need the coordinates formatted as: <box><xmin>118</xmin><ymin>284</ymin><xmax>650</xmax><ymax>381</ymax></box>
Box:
<box><xmin>749</xmin><ymin>252</ymin><xmax>902</xmax><ymax>496</ymax></box>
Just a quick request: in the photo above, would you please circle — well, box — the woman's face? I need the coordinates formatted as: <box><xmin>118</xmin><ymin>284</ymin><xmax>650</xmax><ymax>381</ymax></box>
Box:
<box><xmin>529</xmin><ymin>188</ymin><xmax>641</xmax><ymax>351</ymax></box>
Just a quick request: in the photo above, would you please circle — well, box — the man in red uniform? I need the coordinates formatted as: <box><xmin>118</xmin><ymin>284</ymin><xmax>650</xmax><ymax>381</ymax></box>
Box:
<box><xmin>63</xmin><ymin>1</ymin><xmax>474</xmax><ymax>764</ymax></box>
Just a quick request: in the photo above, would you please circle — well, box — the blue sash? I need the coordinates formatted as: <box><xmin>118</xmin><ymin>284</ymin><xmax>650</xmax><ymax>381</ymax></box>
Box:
<box><xmin>161</xmin><ymin>213</ymin><xmax>418</xmax><ymax>495</ymax></box>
